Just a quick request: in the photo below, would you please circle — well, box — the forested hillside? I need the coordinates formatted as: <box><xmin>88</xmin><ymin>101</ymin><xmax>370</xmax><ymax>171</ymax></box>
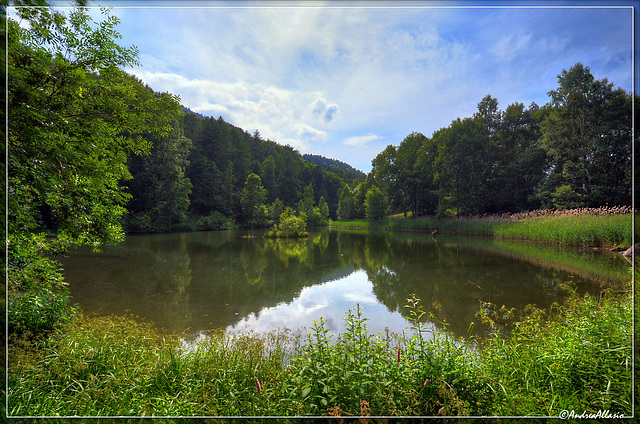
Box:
<box><xmin>124</xmin><ymin>108</ymin><xmax>350</xmax><ymax>232</ymax></box>
<box><xmin>303</xmin><ymin>154</ymin><xmax>367</xmax><ymax>183</ymax></box>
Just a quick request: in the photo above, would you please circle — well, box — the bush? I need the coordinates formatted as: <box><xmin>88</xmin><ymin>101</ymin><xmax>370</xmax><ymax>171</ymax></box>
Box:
<box><xmin>195</xmin><ymin>211</ymin><xmax>233</xmax><ymax>231</ymax></box>
<box><xmin>266</xmin><ymin>208</ymin><xmax>308</xmax><ymax>238</ymax></box>
<box><xmin>7</xmin><ymin>235</ymin><xmax>76</xmax><ymax>337</ymax></box>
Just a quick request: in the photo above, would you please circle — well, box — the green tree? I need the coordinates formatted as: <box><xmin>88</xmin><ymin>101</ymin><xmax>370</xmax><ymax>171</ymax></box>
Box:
<box><xmin>298</xmin><ymin>183</ymin><xmax>324</xmax><ymax>227</ymax></box>
<box><xmin>268</xmin><ymin>198</ymin><xmax>285</xmax><ymax>222</ymax></box>
<box><xmin>260</xmin><ymin>156</ymin><xmax>277</xmax><ymax>203</ymax></box>
<box><xmin>7</xmin><ymin>7</ymin><xmax>177</xmax><ymax>334</ymax></box>
<box><xmin>337</xmin><ymin>185</ymin><xmax>356</xmax><ymax>220</ymax></box>
<box><xmin>318</xmin><ymin>196</ymin><xmax>330</xmax><ymax>224</ymax></box>
<box><xmin>492</xmin><ymin>101</ymin><xmax>547</xmax><ymax>212</ymax></box>
<box><xmin>125</xmin><ymin>114</ymin><xmax>193</xmax><ymax>232</ymax></box>
<box><xmin>241</xmin><ymin>173</ymin><xmax>268</xmax><ymax>227</ymax></box>
<box><xmin>365</xmin><ymin>186</ymin><xmax>388</xmax><ymax>221</ymax></box>
<box><xmin>267</xmin><ymin>207</ymin><xmax>308</xmax><ymax>238</ymax></box>
<box><xmin>432</xmin><ymin>118</ymin><xmax>491</xmax><ymax>216</ymax></box>
<box><xmin>395</xmin><ymin>132</ymin><xmax>427</xmax><ymax>218</ymax></box>
<box><xmin>414</xmin><ymin>136</ymin><xmax>439</xmax><ymax>216</ymax></box>
<box><xmin>371</xmin><ymin>145</ymin><xmax>401</xmax><ymax>214</ymax></box>
<box><xmin>539</xmin><ymin>63</ymin><xmax>632</xmax><ymax>208</ymax></box>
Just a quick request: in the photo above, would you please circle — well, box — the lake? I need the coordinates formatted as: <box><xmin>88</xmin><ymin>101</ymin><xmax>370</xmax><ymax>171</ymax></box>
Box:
<box><xmin>60</xmin><ymin>228</ymin><xmax>629</xmax><ymax>341</ymax></box>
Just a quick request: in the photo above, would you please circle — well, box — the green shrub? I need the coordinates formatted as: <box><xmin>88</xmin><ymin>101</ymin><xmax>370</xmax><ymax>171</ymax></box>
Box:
<box><xmin>7</xmin><ymin>235</ymin><xmax>76</xmax><ymax>337</ymax></box>
<box><xmin>266</xmin><ymin>208</ymin><xmax>308</xmax><ymax>238</ymax></box>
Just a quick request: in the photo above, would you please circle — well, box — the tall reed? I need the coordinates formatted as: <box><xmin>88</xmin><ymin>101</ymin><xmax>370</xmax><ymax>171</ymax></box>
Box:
<box><xmin>331</xmin><ymin>207</ymin><xmax>634</xmax><ymax>248</ymax></box>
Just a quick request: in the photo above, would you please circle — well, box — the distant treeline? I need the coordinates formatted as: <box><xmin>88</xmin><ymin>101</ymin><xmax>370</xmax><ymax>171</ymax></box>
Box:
<box><xmin>336</xmin><ymin>63</ymin><xmax>634</xmax><ymax>221</ymax></box>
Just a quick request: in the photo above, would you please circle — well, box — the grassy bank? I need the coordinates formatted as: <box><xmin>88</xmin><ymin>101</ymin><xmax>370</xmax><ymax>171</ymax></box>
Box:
<box><xmin>331</xmin><ymin>207</ymin><xmax>634</xmax><ymax>248</ymax></box>
<box><xmin>8</xmin><ymin>290</ymin><xmax>632</xmax><ymax>417</ymax></box>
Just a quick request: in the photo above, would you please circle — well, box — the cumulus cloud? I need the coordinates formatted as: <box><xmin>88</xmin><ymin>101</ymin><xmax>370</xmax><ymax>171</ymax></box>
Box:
<box><xmin>131</xmin><ymin>69</ymin><xmax>333</xmax><ymax>152</ymax></box>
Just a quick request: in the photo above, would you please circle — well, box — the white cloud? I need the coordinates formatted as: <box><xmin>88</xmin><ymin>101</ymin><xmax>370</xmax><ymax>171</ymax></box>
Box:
<box><xmin>114</xmin><ymin>6</ymin><xmax>632</xmax><ymax>173</ymax></box>
<box><xmin>343</xmin><ymin>134</ymin><xmax>384</xmax><ymax>147</ymax></box>
<box><xmin>131</xmin><ymin>69</ymin><xmax>335</xmax><ymax>152</ymax></box>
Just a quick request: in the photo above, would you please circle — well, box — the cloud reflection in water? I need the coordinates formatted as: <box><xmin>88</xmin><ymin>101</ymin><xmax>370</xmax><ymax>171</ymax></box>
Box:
<box><xmin>227</xmin><ymin>269</ymin><xmax>409</xmax><ymax>336</ymax></box>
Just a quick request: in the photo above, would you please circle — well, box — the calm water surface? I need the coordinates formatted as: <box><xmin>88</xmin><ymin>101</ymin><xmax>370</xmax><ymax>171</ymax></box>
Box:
<box><xmin>60</xmin><ymin>229</ymin><xmax>628</xmax><ymax>340</ymax></box>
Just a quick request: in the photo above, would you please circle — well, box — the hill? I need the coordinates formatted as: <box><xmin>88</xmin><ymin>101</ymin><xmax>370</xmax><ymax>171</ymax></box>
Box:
<box><xmin>303</xmin><ymin>154</ymin><xmax>366</xmax><ymax>182</ymax></box>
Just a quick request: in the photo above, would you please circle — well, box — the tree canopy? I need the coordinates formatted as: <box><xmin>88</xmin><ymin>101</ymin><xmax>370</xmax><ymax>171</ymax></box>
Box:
<box><xmin>368</xmin><ymin>63</ymin><xmax>631</xmax><ymax>218</ymax></box>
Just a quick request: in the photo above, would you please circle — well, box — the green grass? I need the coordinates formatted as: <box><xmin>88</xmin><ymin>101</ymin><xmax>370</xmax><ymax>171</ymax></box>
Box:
<box><xmin>8</xmin><ymin>290</ymin><xmax>632</xmax><ymax>417</ymax></box>
<box><xmin>331</xmin><ymin>211</ymin><xmax>634</xmax><ymax>248</ymax></box>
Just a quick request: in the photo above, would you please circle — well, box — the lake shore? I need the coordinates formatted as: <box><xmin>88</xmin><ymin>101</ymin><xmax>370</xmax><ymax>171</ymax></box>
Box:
<box><xmin>330</xmin><ymin>208</ymin><xmax>635</xmax><ymax>250</ymax></box>
<box><xmin>8</xmin><ymin>289</ymin><xmax>632</xmax><ymax>417</ymax></box>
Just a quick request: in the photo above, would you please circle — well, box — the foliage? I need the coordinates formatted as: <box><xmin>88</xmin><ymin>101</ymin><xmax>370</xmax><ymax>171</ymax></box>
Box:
<box><xmin>265</xmin><ymin>207</ymin><xmax>309</xmax><ymax>238</ymax></box>
<box><xmin>8</xmin><ymin>293</ymin><xmax>631</xmax><ymax>417</ymax></box>
<box><xmin>364</xmin><ymin>186</ymin><xmax>388</xmax><ymax>221</ymax></box>
<box><xmin>241</xmin><ymin>173</ymin><xmax>268</xmax><ymax>227</ymax></box>
<box><xmin>124</xmin><ymin>114</ymin><xmax>193</xmax><ymax>233</ymax></box>
<box><xmin>478</xmin><ymin>291</ymin><xmax>632</xmax><ymax>415</ymax></box>
<box><xmin>337</xmin><ymin>185</ymin><xmax>356</xmax><ymax>221</ymax></box>
<box><xmin>539</xmin><ymin>63</ymin><xmax>632</xmax><ymax>208</ymax></box>
<box><xmin>369</xmin><ymin>64</ymin><xmax>630</xmax><ymax>218</ymax></box>
<box><xmin>302</xmin><ymin>153</ymin><xmax>366</xmax><ymax>182</ymax></box>
<box><xmin>7</xmin><ymin>6</ymin><xmax>177</xmax><ymax>335</ymax></box>
<box><xmin>182</xmin><ymin>117</ymin><xmax>345</xmax><ymax>225</ymax></box>
<box><xmin>7</xmin><ymin>235</ymin><xmax>76</xmax><ymax>336</ymax></box>
<box><xmin>297</xmin><ymin>183</ymin><xmax>329</xmax><ymax>227</ymax></box>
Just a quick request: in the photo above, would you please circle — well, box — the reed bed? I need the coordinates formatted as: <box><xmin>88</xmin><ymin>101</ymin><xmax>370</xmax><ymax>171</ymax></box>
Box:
<box><xmin>331</xmin><ymin>206</ymin><xmax>635</xmax><ymax>248</ymax></box>
<box><xmin>8</xmin><ymin>290</ymin><xmax>632</xmax><ymax>418</ymax></box>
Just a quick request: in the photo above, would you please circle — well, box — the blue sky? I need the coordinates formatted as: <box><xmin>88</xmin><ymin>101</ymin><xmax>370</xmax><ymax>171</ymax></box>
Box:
<box><xmin>21</xmin><ymin>1</ymin><xmax>636</xmax><ymax>172</ymax></box>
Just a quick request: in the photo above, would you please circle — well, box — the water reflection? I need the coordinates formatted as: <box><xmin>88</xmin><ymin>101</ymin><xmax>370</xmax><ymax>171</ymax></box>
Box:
<box><xmin>229</xmin><ymin>270</ymin><xmax>419</xmax><ymax>338</ymax></box>
<box><xmin>60</xmin><ymin>228</ymin><xmax>628</xmax><ymax>340</ymax></box>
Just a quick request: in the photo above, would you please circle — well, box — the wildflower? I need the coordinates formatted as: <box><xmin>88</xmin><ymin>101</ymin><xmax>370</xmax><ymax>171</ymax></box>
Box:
<box><xmin>423</xmin><ymin>378</ymin><xmax>430</xmax><ymax>386</ymax></box>
<box><xmin>254</xmin><ymin>376</ymin><xmax>262</xmax><ymax>394</ymax></box>
<box><xmin>438</xmin><ymin>406</ymin><xmax>445</xmax><ymax>415</ymax></box>
<box><xmin>397</xmin><ymin>347</ymin><xmax>401</xmax><ymax>363</ymax></box>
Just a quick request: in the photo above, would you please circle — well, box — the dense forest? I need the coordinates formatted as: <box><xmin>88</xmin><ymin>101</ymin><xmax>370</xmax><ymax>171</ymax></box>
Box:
<box><xmin>124</xmin><ymin>108</ymin><xmax>354</xmax><ymax>232</ymax></box>
<box><xmin>339</xmin><ymin>66</ymin><xmax>635</xmax><ymax>220</ymax></box>
<box><xmin>6</xmin><ymin>6</ymin><xmax>634</xmax><ymax>336</ymax></box>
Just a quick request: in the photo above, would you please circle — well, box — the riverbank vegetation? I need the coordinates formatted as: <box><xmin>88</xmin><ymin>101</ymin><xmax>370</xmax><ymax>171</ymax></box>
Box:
<box><xmin>332</xmin><ymin>206</ymin><xmax>634</xmax><ymax>249</ymax></box>
<box><xmin>8</xmin><ymin>291</ymin><xmax>631</xmax><ymax>417</ymax></box>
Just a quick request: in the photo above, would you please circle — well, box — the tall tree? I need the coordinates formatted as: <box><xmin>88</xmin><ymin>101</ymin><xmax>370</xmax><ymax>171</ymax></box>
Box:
<box><xmin>260</xmin><ymin>156</ymin><xmax>277</xmax><ymax>203</ymax></box>
<box><xmin>539</xmin><ymin>63</ymin><xmax>632</xmax><ymax>208</ymax></box>
<box><xmin>395</xmin><ymin>132</ymin><xmax>427</xmax><ymax>218</ymax></box>
<box><xmin>365</xmin><ymin>186</ymin><xmax>388</xmax><ymax>221</ymax></box>
<box><xmin>125</xmin><ymin>115</ymin><xmax>193</xmax><ymax>232</ymax></box>
<box><xmin>432</xmin><ymin>118</ymin><xmax>491</xmax><ymax>216</ymax></box>
<box><xmin>337</xmin><ymin>185</ymin><xmax>356</xmax><ymax>220</ymax></box>
<box><xmin>7</xmin><ymin>6</ymin><xmax>177</xmax><ymax>333</ymax></box>
<box><xmin>241</xmin><ymin>173</ymin><xmax>268</xmax><ymax>227</ymax></box>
